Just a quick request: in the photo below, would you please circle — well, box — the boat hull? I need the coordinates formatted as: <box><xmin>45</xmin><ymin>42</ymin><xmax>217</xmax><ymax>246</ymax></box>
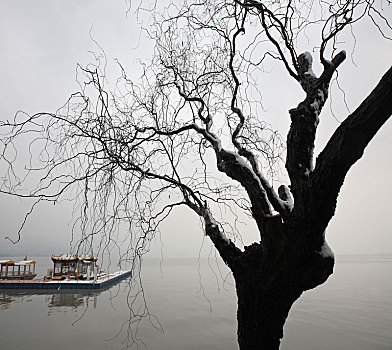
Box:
<box><xmin>0</xmin><ymin>270</ymin><xmax>131</xmax><ymax>289</ymax></box>
<box><xmin>1</xmin><ymin>274</ymin><xmax>37</xmax><ymax>280</ymax></box>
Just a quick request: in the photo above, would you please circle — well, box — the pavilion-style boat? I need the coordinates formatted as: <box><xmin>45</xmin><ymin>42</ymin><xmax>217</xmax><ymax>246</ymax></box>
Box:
<box><xmin>0</xmin><ymin>259</ymin><xmax>37</xmax><ymax>280</ymax></box>
<box><xmin>49</xmin><ymin>254</ymin><xmax>99</xmax><ymax>280</ymax></box>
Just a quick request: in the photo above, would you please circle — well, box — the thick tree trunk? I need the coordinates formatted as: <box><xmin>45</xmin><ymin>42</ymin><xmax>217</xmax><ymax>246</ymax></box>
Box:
<box><xmin>235</xmin><ymin>275</ymin><xmax>302</xmax><ymax>350</ymax></box>
<box><xmin>233</xmin><ymin>252</ymin><xmax>334</xmax><ymax>349</ymax></box>
<box><xmin>229</xmin><ymin>216</ymin><xmax>335</xmax><ymax>350</ymax></box>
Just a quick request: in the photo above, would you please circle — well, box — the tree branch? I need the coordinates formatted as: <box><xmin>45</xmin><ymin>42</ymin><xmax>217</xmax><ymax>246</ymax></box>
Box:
<box><xmin>310</xmin><ymin>66</ymin><xmax>392</xmax><ymax>233</ymax></box>
<box><xmin>286</xmin><ymin>51</ymin><xmax>346</xmax><ymax>211</ymax></box>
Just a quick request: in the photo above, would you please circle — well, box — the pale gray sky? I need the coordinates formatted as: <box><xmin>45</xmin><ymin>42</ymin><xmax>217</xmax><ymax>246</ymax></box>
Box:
<box><xmin>0</xmin><ymin>0</ymin><xmax>391</xmax><ymax>258</ymax></box>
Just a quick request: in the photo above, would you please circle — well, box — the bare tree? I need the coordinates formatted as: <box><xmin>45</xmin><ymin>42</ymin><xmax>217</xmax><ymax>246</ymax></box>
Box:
<box><xmin>1</xmin><ymin>0</ymin><xmax>392</xmax><ymax>349</ymax></box>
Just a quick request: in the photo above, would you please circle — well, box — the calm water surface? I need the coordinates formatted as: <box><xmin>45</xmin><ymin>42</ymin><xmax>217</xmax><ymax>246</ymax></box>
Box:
<box><xmin>0</xmin><ymin>255</ymin><xmax>391</xmax><ymax>349</ymax></box>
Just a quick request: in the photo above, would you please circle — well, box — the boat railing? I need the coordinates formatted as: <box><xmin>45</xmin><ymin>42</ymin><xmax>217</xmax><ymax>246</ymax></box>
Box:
<box><xmin>0</xmin><ymin>260</ymin><xmax>37</xmax><ymax>280</ymax></box>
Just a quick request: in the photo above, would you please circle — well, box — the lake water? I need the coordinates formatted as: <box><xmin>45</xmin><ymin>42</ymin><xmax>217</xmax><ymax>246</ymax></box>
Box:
<box><xmin>0</xmin><ymin>255</ymin><xmax>391</xmax><ymax>350</ymax></box>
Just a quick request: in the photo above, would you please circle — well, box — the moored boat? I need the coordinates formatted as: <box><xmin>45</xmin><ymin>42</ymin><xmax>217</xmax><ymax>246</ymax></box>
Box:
<box><xmin>0</xmin><ymin>259</ymin><xmax>37</xmax><ymax>280</ymax></box>
<box><xmin>0</xmin><ymin>254</ymin><xmax>131</xmax><ymax>289</ymax></box>
<box><xmin>48</xmin><ymin>254</ymin><xmax>100</xmax><ymax>280</ymax></box>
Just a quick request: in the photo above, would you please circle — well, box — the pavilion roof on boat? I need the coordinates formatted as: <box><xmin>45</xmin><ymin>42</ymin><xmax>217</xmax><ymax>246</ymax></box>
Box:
<box><xmin>50</xmin><ymin>254</ymin><xmax>98</xmax><ymax>280</ymax></box>
<box><xmin>0</xmin><ymin>259</ymin><xmax>15</xmax><ymax>265</ymax></box>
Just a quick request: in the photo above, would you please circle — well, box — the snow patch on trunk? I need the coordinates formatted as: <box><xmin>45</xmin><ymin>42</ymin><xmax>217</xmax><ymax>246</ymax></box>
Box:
<box><xmin>302</xmin><ymin>51</ymin><xmax>316</xmax><ymax>78</ymax></box>
<box><xmin>319</xmin><ymin>240</ymin><xmax>334</xmax><ymax>259</ymax></box>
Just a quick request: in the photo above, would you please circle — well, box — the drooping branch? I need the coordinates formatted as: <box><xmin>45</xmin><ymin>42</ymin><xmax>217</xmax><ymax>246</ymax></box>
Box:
<box><xmin>153</xmin><ymin>23</ymin><xmax>282</xmax><ymax>227</ymax></box>
<box><xmin>164</xmin><ymin>70</ymin><xmax>275</xmax><ymax>221</ymax></box>
<box><xmin>320</xmin><ymin>0</ymin><xmax>364</xmax><ymax>67</ymax></box>
<box><xmin>236</xmin><ymin>0</ymin><xmax>300</xmax><ymax>80</ymax></box>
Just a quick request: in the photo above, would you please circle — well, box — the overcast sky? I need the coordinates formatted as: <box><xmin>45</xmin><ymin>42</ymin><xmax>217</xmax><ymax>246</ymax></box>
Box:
<box><xmin>0</xmin><ymin>0</ymin><xmax>391</xmax><ymax>258</ymax></box>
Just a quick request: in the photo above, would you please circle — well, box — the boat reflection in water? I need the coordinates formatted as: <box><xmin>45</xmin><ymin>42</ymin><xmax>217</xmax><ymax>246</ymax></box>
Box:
<box><xmin>0</xmin><ymin>288</ymin><xmax>103</xmax><ymax>312</ymax></box>
<box><xmin>46</xmin><ymin>290</ymin><xmax>99</xmax><ymax>313</ymax></box>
